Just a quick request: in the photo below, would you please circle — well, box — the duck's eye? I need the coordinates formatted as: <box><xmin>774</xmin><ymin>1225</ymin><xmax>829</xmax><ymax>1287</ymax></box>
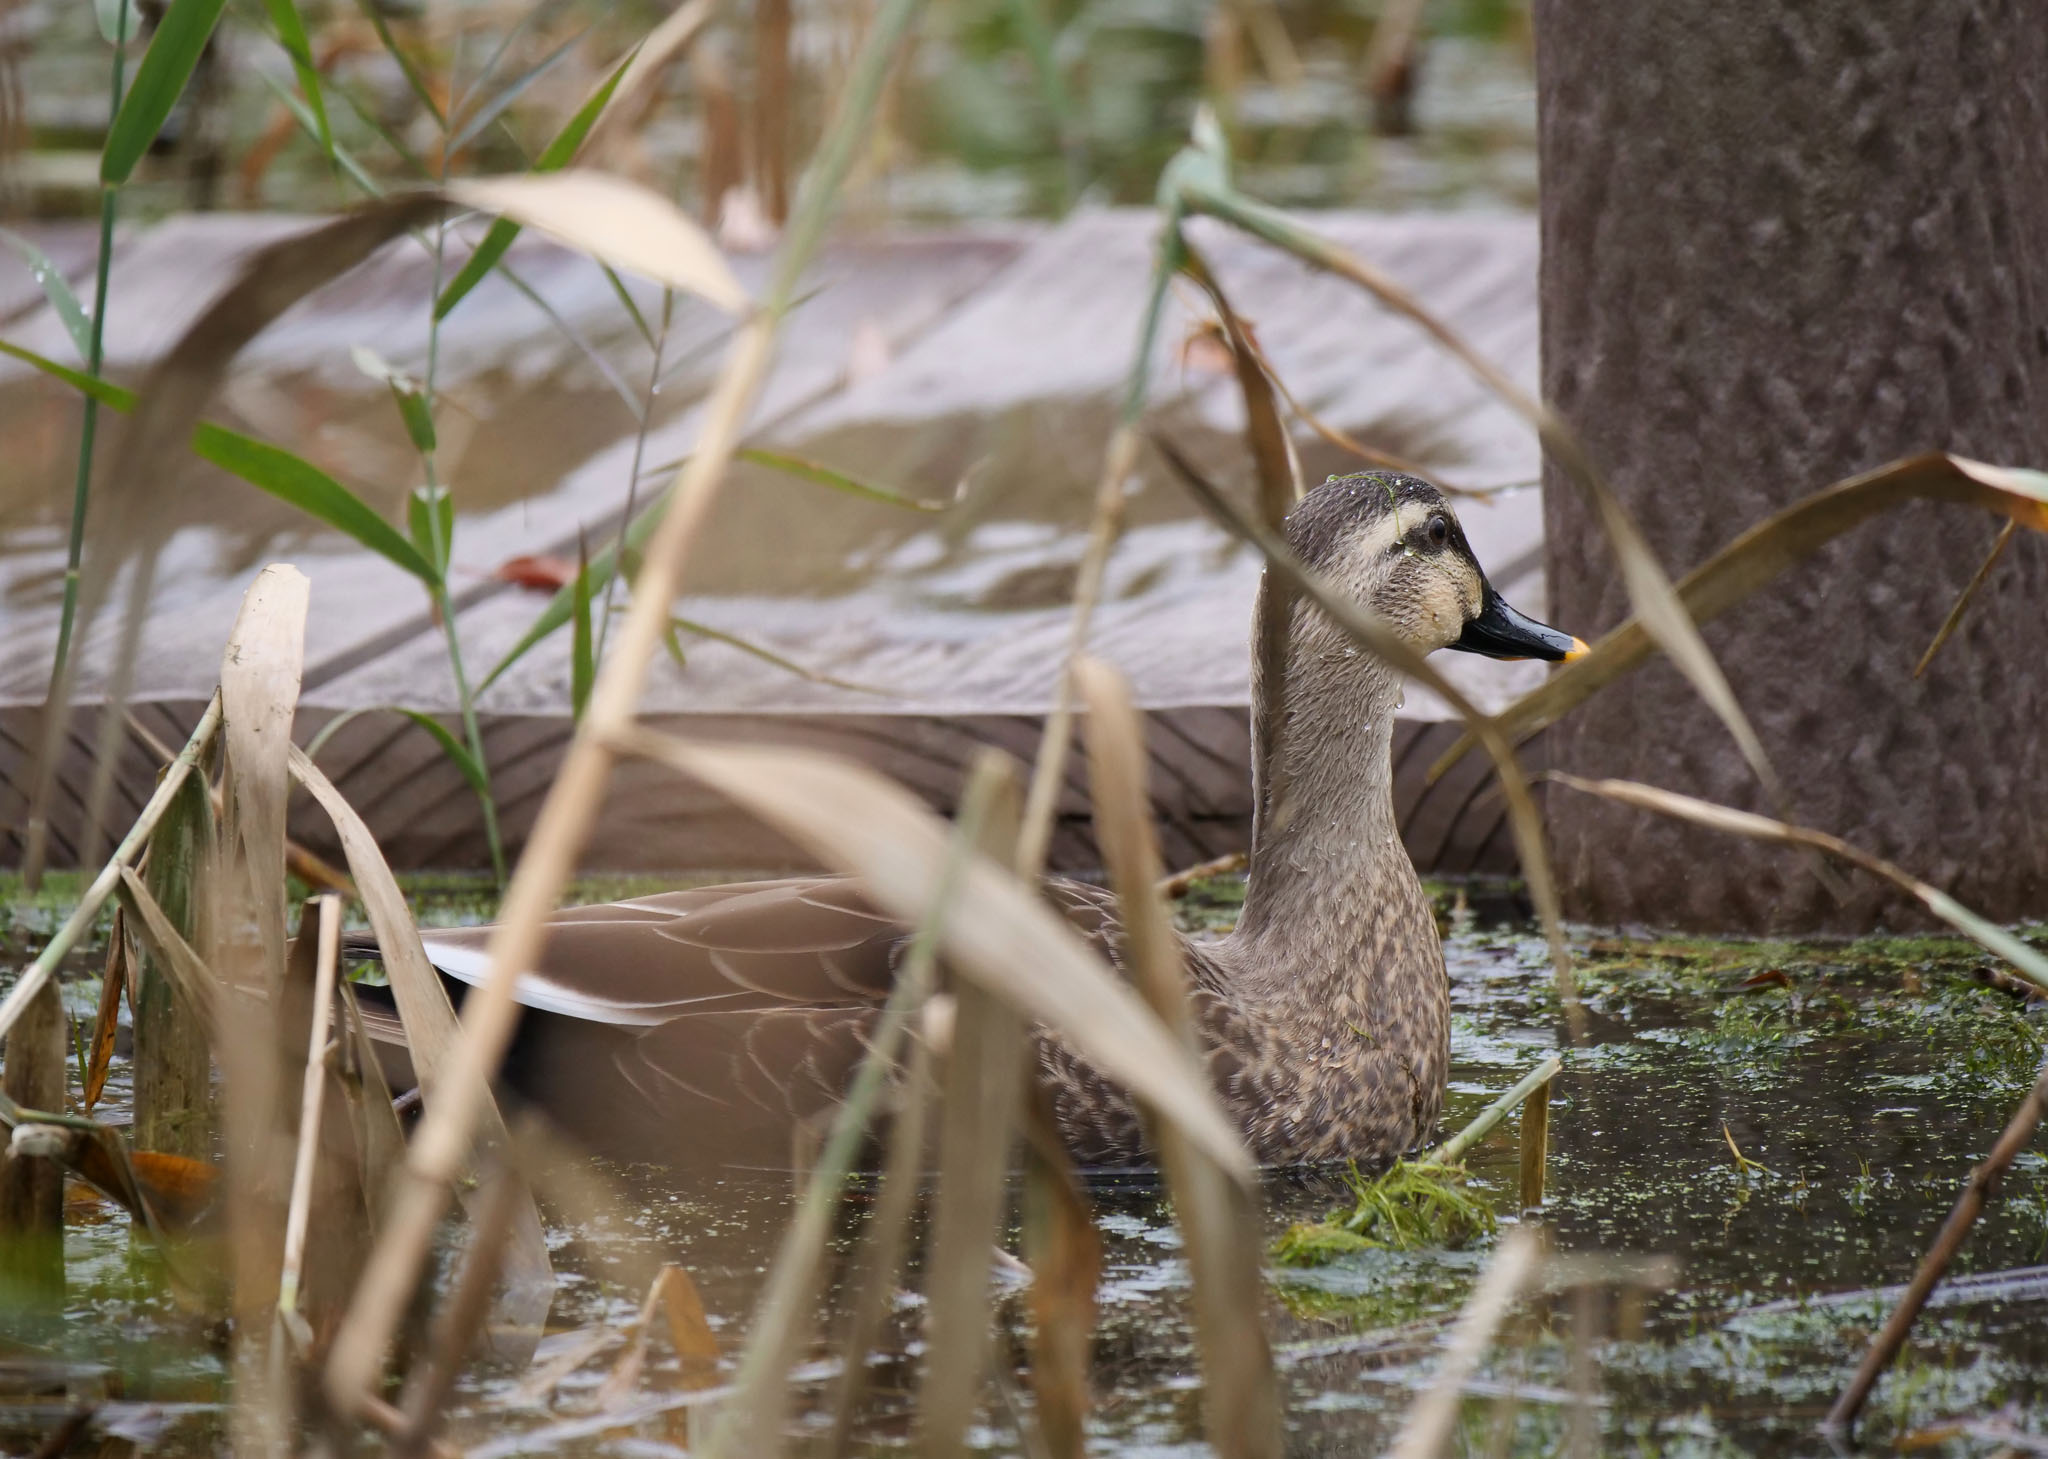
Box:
<box><xmin>1426</xmin><ymin>515</ymin><xmax>1450</xmax><ymax>547</ymax></box>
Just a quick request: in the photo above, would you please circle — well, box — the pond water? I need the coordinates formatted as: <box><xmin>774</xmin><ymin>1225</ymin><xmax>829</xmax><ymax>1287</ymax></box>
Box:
<box><xmin>2</xmin><ymin>876</ymin><xmax>2045</xmax><ymax>1455</ymax></box>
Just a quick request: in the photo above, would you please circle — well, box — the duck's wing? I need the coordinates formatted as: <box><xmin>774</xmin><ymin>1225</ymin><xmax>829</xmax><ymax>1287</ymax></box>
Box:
<box><xmin>411</xmin><ymin>876</ymin><xmax>904</xmax><ymax>1027</ymax></box>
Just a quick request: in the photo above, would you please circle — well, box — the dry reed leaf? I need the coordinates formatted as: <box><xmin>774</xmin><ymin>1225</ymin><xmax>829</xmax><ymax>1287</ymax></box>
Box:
<box><xmin>219</xmin><ymin>564</ymin><xmax>309</xmax><ymax>981</ymax></box>
<box><xmin>1547</xmin><ymin>774</ymin><xmax>2048</xmax><ymax>997</ymax></box>
<box><xmin>1076</xmin><ymin>657</ymin><xmax>1280</xmax><ymax>1459</ymax></box>
<box><xmin>1915</xmin><ymin>518</ymin><xmax>2019</xmax><ymax>678</ymax></box>
<box><xmin>288</xmin><ymin>744</ymin><xmax>556</xmax><ymax>1354</ymax></box>
<box><xmin>337</xmin><ymin>0</ymin><xmax>921</xmax><ymax>1411</ymax></box>
<box><xmin>922</xmin><ymin>756</ymin><xmax>1026</xmax><ymax>1451</ymax></box>
<box><xmin>1178</xmin><ymin>247</ymin><xmax>1296</xmax><ymax>858</ymax></box>
<box><xmin>125</xmin><ymin>1149</ymin><xmax>223</xmax><ymax>1232</ymax></box>
<box><xmin>114</xmin><ymin>866</ymin><xmax>223</xmax><ymax>1039</ymax></box>
<box><xmin>707</xmin><ymin>751</ymin><xmax>1011</xmax><ymax>1459</ymax></box>
<box><xmin>276</xmin><ymin>895</ymin><xmax>343</xmax><ymax>1344</ymax></box>
<box><xmin>921</xmin><ymin>757</ymin><xmax>1027</xmax><ymax>1459</ymax></box>
<box><xmin>448</xmin><ymin>172</ymin><xmax>748</xmax><ymax>314</ymax></box>
<box><xmin>83</xmin><ymin>908</ymin><xmax>128</xmax><ymax>1111</ymax></box>
<box><xmin>824</xmin><ymin>1019</ymin><xmax>937</xmax><ymax>1451</ymax></box>
<box><xmin>583</xmin><ymin>0</ymin><xmax>719</xmax><ymax>160</ymax></box>
<box><xmin>597</xmin><ymin>1264</ymin><xmax>722</xmax><ymax>1408</ymax></box>
<box><xmin>1388</xmin><ymin>1226</ymin><xmax>1541</xmax><ymax>1459</ymax></box>
<box><xmin>1437</xmin><ymin>452</ymin><xmax>2048</xmax><ymax>773</ymax></box>
<box><xmin>336</xmin><ymin>983</ymin><xmax>408</xmax><ymax>1233</ymax></box>
<box><xmin>1016</xmin><ymin>425</ymin><xmax>1140</xmax><ymax>877</ymax></box>
<box><xmin>612</xmin><ymin>727</ymin><xmax>1254</xmax><ymax>1181</ymax></box>
<box><xmin>1020</xmin><ymin>1090</ymin><xmax>1100</xmax><ymax>1459</ymax></box>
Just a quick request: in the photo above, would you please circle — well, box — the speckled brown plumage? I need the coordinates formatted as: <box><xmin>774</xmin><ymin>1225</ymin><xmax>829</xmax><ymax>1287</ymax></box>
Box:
<box><xmin>360</xmin><ymin>472</ymin><xmax>1568</xmax><ymax>1170</ymax></box>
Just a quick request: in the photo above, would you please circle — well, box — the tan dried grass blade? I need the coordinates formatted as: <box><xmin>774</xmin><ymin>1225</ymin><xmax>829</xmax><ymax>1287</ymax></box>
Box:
<box><xmin>331</xmin><ymin>0</ymin><xmax>921</xmax><ymax>1408</ymax></box>
<box><xmin>614</xmin><ymin>726</ymin><xmax>1254</xmax><ymax>1181</ymax></box>
<box><xmin>920</xmin><ymin>755</ymin><xmax>1027</xmax><ymax>1459</ymax></box>
<box><xmin>1020</xmin><ymin>1091</ymin><xmax>1099</xmax><ymax>1459</ymax></box>
<box><xmin>114</xmin><ymin>866</ymin><xmax>223</xmax><ymax>1039</ymax></box>
<box><xmin>275</xmin><ymin>894</ymin><xmax>342</xmax><ymax>1345</ymax></box>
<box><xmin>83</xmin><ymin>910</ymin><xmax>127</xmax><ymax>1111</ymax></box>
<box><xmin>1435</xmin><ymin>453</ymin><xmax>2048</xmax><ymax>774</ymax></box>
<box><xmin>598</xmin><ymin>1264</ymin><xmax>722</xmax><ymax>1408</ymax></box>
<box><xmin>288</xmin><ymin>744</ymin><xmax>556</xmax><ymax>1355</ymax></box>
<box><xmin>702</xmin><ymin>751</ymin><xmax>1007</xmax><ymax>1459</ymax></box>
<box><xmin>1076</xmin><ymin>657</ymin><xmax>1280</xmax><ymax>1459</ymax></box>
<box><xmin>1547</xmin><ymin>774</ymin><xmax>2048</xmax><ymax>997</ymax></box>
<box><xmin>581</xmin><ymin>0</ymin><xmax>720</xmax><ymax>163</ymax></box>
<box><xmin>218</xmin><ymin>564</ymin><xmax>308</xmax><ymax>981</ymax></box>
<box><xmin>1915</xmin><ymin>518</ymin><xmax>2018</xmax><ymax>678</ymax></box>
<box><xmin>447</xmin><ymin>172</ymin><xmax>748</xmax><ymax>313</ymax></box>
<box><xmin>1388</xmin><ymin>1226</ymin><xmax>1541</xmax><ymax>1459</ymax></box>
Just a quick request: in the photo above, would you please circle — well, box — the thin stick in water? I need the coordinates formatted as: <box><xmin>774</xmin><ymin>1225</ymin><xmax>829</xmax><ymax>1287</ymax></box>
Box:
<box><xmin>1826</xmin><ymin>1055</ymin><xmax>2048</xmax><ymax>1435</ymax></box>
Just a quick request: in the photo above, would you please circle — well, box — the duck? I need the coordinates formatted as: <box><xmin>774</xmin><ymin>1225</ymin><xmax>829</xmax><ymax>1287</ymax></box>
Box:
<box><xmin>355</xmin><ymin>471</ymin><xmax>1583</xmax><ymax>1170</ymax></box>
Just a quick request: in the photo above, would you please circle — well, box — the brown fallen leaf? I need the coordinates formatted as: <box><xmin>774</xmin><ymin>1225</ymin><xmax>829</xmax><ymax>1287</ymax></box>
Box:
<box><xmin>496</xmin><ymin>554</ymin><xmax>578</xmax><ymax>592</ymax></box>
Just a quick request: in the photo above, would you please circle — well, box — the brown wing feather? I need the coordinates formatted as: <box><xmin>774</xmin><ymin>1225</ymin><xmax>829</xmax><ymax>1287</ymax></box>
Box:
<box><xmin>411</xmin><ymin>877</ymin><xmax>903</xmax><ymax>1025</ymax></box>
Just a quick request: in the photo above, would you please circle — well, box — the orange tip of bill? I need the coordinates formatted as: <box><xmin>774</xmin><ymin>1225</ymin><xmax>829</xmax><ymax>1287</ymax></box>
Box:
<box><xmin>1563</xmin><ymin>636</ymin><xmax>1591</xmax><ymax>662</ymax></box>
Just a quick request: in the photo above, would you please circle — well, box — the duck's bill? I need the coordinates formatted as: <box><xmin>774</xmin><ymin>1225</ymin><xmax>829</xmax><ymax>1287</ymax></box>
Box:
<box><xmin>1451</xmin><ymin>589</ymin><xmax>1589</xmax><ymax>662</ymax></box>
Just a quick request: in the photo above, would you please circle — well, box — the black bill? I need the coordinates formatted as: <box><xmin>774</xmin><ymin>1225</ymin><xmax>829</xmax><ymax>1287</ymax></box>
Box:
<box><xmin>1451</xmin><ymin>588</ymin><xmax>1588</xmax><ymax>662</ymax></box>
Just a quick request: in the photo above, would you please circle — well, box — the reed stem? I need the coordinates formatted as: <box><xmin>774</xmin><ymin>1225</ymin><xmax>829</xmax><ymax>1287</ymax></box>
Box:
<box><xmin>28</xmin><ymin>0</ymin><xmax>133</xmax><ymax>890</ymax></box>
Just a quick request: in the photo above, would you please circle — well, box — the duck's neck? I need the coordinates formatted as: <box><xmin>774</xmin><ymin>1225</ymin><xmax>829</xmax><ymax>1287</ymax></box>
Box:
<box><xmin>1231</xmin><ymin>575</ymin><xmax>1422</xmax><ymax>982</ymax></box>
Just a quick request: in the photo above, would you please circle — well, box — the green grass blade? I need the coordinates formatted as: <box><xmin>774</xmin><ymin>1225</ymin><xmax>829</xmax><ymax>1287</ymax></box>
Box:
<box><xmin>446</xmin><ymin>19</ymin><xmax>594</xmax><ymax>155</ymax></box>
<box><xmin>262</xmin><ymin>0</ymin><xmax>332</xmax><ymax>155</ymax></box>
<box><xmin>670</xmin><ymin>616</ymin><xmax>882</xmax><ymax>694</ymax></box>
<box><xmin>256</xmin><ymin>69</ymin><xmax>386</xmax><ymax>196</ymax></box>
<box><xmin>407</xmin><ymin>486</ymin><xmax>453</xmax><ymax>578</ymax></box>
<box><xmin>191</xmin><ymin>424</ymin><xmax>439</xmax><ymax>586</ymax></box>
<box><xmin>3</xmin><ymin>339</ymin><xmax>436</xmax><ymax>587</ymax></box>
<box><xmin>736</xmin><ymin>447</ymin><xmax>949</xmax><ymax>511</ymax></box>
<box><xmin>570</xmin><ymin>535</ymin><xmax>595</xmax><ymax>721</ymax></box>
<box><xmin>434</xmin><ymin>46</ymin><xmax>635</xmax><ymax>320</ymax></box>
<box><xmin>329</xmin><ymin>76</ymin><xmax>431</xmax><ymax>177</ymax></box>
<box><xmin>394</xmin><ymin>709</ymin><xmax>489</xmax><ymax>797</ymax></box>
<box><xmin>101</xmin><ymin>0</ymin><xmax>232</xmax><ymax>185</ymax></box>
<box><xmin>0</xmin><ymin>230</ymin><xmax>93</xmax><ymax>360</ymax></box>
<box><xmin>478</xmin><ymin>487</ymin><xmax>669</xmax><ymax>693</ymax></box>
<box><xmin>354</xmin><ymin>0</ymin><xmax>445</xmax><ymax>132</ymax></box>
<box><xmin>0</xmin><ymin>337</ymin><xmax>136</xmax><ymax>411</ymax></box>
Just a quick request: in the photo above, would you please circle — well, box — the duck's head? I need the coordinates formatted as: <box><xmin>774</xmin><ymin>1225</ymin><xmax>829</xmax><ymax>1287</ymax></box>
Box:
<box><xmin>1284</xmin><ymin>470</ymin><xmax>1588</xmax><ymax>663</ymax></box>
